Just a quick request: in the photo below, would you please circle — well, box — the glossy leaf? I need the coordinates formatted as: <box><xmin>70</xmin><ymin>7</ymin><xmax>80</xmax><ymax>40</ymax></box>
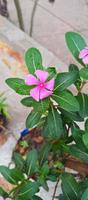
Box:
<box><xmin>76</xmin><ymin>93</ymin><xmax>88</xmax><ymax>118</ymax></box>
<box><xmin>26</xmin><ymin>149</ymin><xmax>38</xmax><ymax>175</ymax></box>
<box><xmin>12</xmin><ymin>152</ymin><xmax>24</xmax><ymax>171</ymax></box>
<box><xmin>0</xmin><ymin>166</ymin><xmax>24</xmax><ymax>185</ymax></box>
<box><xmin>80</xmin><ymin>67</ymin><xmax>88</xmax><ymax>80</ymax></box>
<box><xmin>82</xmin><ymin>132</ymin><xmax>88</xmax><ymax>149</ymax></box>
<box><xmin>81</xmin><ymin>188</ymin><xmax>88</xmax><ymax>200</ymax></box>
<box><xmin>65</xmin><ymin>32</ymin><xmax>86</xmax><ymax>66</ymax></box>
<box><xmin>54</xmin><ymin>71</ymin><xmax>78</xmax><ymax>92</ymax></box>
<box><xmin>17</xmin><ymin>181</ymin><xmax>39</xmax><ymax>200</ymax></box>
<box><xmin>21</xmin><ymin>97</ymin><xmax>49</xmax><ymax>113</ymax></box>
<box><xmin>85</xmin><ymin>119</ymin><xmax>88</xmax><ymax>131</ymax></box>
<box><xmin>61</xmin><ymin>173</ymin><xmax>79</xmax><ymax>200</ymax></box>
<box><xmin>6</xmin><ymin>78</ymin><xmax>30</xmax><ymax>95</ymax></box>
<box><xmin>26</xmin><ymin>110</ymin><xmax>41</xmax><ymax>129</ymax></box>
<box><xmin>61</xmin><ymin>109</ymin><xmax>83</xmax><ymax>122</ymax></box>
<box><xmin>53</xmin><ymin>90</ymin><xmax>80</xmax><ymax>112</ymax></box>
<box><xmin>70</xmin><ymin>145</ymin><xmax>88</xmax><ymax>164</ymax></box>
<box><xmin>25</xmin><ymin>48</ymin><xmax>43</xmax><ymax>74</ymax></box>
<box><xmin>47</xmin><ymin>67</ymin><xmax>57</xmax><ymax>80</ymax></box>
<box><xmin>47</xmin><ymin>107</ymin><xmax>64</xmax><ymax>138</ymax></box>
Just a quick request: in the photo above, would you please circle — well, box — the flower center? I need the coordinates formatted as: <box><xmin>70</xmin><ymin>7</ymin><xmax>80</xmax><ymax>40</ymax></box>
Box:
<box><xmin>39</xmin><ymin>82</ymin><xmax>45</xmax><ymax>89</ymax></box>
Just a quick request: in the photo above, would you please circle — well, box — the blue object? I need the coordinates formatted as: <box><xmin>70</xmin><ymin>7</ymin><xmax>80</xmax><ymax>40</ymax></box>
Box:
<box><xmin>20</xmin><ymin>128</ymin><xmax>29</xmax><ymax>137</ymax></box>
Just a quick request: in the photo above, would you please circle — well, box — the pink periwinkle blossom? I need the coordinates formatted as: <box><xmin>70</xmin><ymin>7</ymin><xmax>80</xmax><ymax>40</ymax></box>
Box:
<box><xmin>0</xmin><ymin>197</ymin><xmax>11</xmax><ymax>200</ymax></box>
<box><xmin>79</xmin><ymin>47</ymin><xmax>88</xmax><ymax>65</ymax></box>
<box><xmin>25</xmin><ymin>70</ymin><xmax>55</xmax><ymax>101</ymax></box>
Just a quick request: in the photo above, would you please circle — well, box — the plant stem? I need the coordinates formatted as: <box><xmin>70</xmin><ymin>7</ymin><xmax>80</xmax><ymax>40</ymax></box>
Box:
<box><xmin>29</xmin><ymin>0</ymin><xmax>39</xmax><ymax>37</ymax></box>
<box><xmin>14</xmin><ymin>0</ymin><xmax>24</xmax><ymax>31</ymax></box>
<box><xmin>52</xmin><ymin>177</ymin><xmax>59</xmax><ymax>200</ymax></box>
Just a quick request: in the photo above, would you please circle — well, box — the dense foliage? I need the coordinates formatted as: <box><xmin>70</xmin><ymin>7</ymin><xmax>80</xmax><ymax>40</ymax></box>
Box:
<box><xmin>0</xmin><ymin>32</ymin><xmax>88</xmax><ymax>200</ymax></box>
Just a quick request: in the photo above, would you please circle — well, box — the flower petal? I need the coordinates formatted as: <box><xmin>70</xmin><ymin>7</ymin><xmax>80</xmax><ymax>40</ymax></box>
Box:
<box><xmin>40</xmin><ymin>88</ymin><xmax>52</xmax><ymax>100</ymax></box>
<box><xmin>6</xmin><ymin>198</ymin><xmax>12</xmax><ymax>200</ymax></box>
<box><xmin>30</xmin><ymin>86</ymin><xmax>40</xmax><ymax>101</ymax></box>
<box><xmin>0</xmin><ymin>197</ymin><xmax>4</xmax><ymax>200</ymax></box>
<box><xmin>35</xmin><ymin>70</ymin><xmax>48</xmax><ymax>82</ymax></box>
<box><xmin>45</xmin><ymin>79</ymin><xmax>55</xmax><ymax>91</ymax></box>
<box><xmin>83</xmin><ymin>55</ymin><xmax>88</xmax><ymax>65</ymax></box>
<box><xmin>79</xmin><ymin>48</ymin><xmax>88</xmax><ymax>59</ymax></box>
<box><xmin>25</xmin><ymin>74</ymin><xmax>38</xmax><ymax>85</ymax></box>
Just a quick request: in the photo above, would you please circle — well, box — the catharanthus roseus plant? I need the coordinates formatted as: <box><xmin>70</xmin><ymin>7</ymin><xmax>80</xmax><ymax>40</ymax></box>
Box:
<box><xmin>0</xmin><ymin>32</ymin><xmax>88</xmax><ymax>200</ymax></box>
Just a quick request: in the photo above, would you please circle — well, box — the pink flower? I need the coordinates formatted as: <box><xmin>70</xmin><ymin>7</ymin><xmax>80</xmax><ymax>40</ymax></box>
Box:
<box><xmin>0</xmin><ymin>197</ymin><xmax>4</xmax><ymax>200</ymax></box>
<box><xmin>25</xmin><ymin>70</ymin><xmax>55</xmax><ymax>101</ymax></box>
<box><xmin>79</xmin><ymin>47</ymin><xmax>88</xmax><ymax>65</ymax></box>
<box><xmin>0</xmin><ymin>197</ymin><xmax>11</xmax><ymax>200</ymax></box>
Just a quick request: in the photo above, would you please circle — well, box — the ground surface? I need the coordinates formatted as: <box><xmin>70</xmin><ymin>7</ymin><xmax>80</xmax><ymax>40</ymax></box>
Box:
<box><xmin>8</xmin><ymin>0</ymin><xmax>88</xmax><ymax>66</ymax></box>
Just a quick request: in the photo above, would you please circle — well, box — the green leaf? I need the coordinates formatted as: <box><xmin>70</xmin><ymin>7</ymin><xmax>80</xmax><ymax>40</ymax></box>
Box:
<box><xmin>12</xmin><ymin>152</ymin><xmax>24</xmax><ymax>171</ymax></box>
<box><xmin>69</xmin><ymin>64</ymin><xmax>79</xmax><ymax>73</ymax></box>
<box><xmin>0</xmin><ymin>187</ymin><xmax>8</xmax><ymax>198</ymax></box>
<box><xmin>69</xmin><ymin>64</ymin><xmax>81</xmax><ymax>90</ymax></box>
<box><xmin>25</xmin><ymin>48</ymin><xmax>43</xmax><ymax>74</ymax></box>
<box><xmin>76</xmin><ymin>93</ymin><xmax>88</xmax><ymax>118</ymax></box>
<box><xmin>26</xmin><ymin>149</ymin><xmax>38</xmax><ymax>175</ymax></box>
<box><xmin>81</xmin><ymin>188</ymin><xmax>88</xmax><ymax>200</ymax></box>
<box><xmin>26</xmin><ymin>110</ymin><xmax>41</xmax><ymax>129</ymax></box>
<box><xmin>39</xmin><ymin>143</ymin><xmax>52</xmax><ymax>165</ymax></box>
<box><xmin>47</xmin><ymin>107</ymin><xmax>64</xmax><ymax>139</ymax></box>
<box><xmin>65</xmin><ymin>32</ymin><xmax>86</xmax><ymax>66</ymax></box>
<box><xmin>54</xmin><ymin>71</ymin><xmax>78</xmax><ymax>92</ymax></box>
<box><xmin>82</xmin><ymin>132</ymin><xmax>88</xmax><ymax>149</ymax></box>
<box><xmin>61</xmin><ymin>109</ymin><xmax>83</xmax><ymax>122</ymax></box>
<box><xmin>47</xmin><ymin>67</ymin><xmax>57</xmax><ymax>80</ymax></box>
<box><xmin>53</xmin><ymin>90</ymin><xmax>80</xmax><ymax>112</ymax></box>
<box><xmin>31</xmin><ymin>196</ymin><xmax>43</xmax><ymax>200</ymax></box>
<box><xmin>0</xmin><ymin>166</ymin><xmax>24</xmax><ymax>185</ymax></box>
<box><xmin>61</xmin><ymin>173</ymin><xmax>79</xmax><ymax>200</ymax></box>
<box><xmin>85</xmin><ymin>119</ymin><xmax>88</xmax><ymax>131</ymax></box>
<box><xmin>80</xmin><ymin>67</ymin><xmax>88</xmax><ymax>80</ymax></box>
<box><xmin>69</xmin><ymin>145</ymin><xmax>88</xmax><ymax>164</ymax></box>
<box><xmin>6</xmin><ymin>78</ymin><xmax>31</xmax><ymax>95</ymax></box>
<box><xmin>71</xmin><ymin>124</ymin><xmax>85</xmax><ymax>150</ymax></box>
<box><xmin>21</xmin><ymin>97</ymin><xmax>49</xmax><ymax>113</ymax></box>
<box><xmin>17</xmin><ymin>181</ymin><xmax>39</xmax><ymax>200</ymax></box>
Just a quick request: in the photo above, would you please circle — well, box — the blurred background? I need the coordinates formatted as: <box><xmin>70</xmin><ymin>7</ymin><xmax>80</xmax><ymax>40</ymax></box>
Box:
<box><xmin>1</xmin><ymin>0</ymin><xmax>88</xmax><ymax>66</ymax></box>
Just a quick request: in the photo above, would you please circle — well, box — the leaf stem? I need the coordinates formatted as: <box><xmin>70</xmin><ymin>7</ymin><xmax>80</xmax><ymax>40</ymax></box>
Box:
<box><xmin>52</xmin><ymin>177</ymin><xmax>60</xmax><ymax>200</ymax></box>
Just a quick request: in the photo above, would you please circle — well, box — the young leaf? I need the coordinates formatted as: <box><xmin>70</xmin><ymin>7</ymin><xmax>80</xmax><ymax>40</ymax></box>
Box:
<box><xmin>54</xmin><ymin>71</ymin><xmax>78</xmax><ymax>92</ymax></box>
<box><xmin>26</xmin><ymin>149</ymin><xmax>38</xmax><ymax>175</ymax></box>
<box><xmin>76</xmin><ymin>93</ymin><xmax>88</xmax><ymax>118</ymax></box>
<box><xmin>53</xmin><ymin>90</ymin><xmax>80</xmax><ymax>112</ymax></box>
<box><xmin>80</xmin><ymin>67</ymin><xmax>88</xmax><ymax>80</ymax></box>
<box><xmin>47</xmin><ymin>107</ymin><xmax>64</xmax><ymax>139</ymax></box>
<box><xmin>25</xmin><ymin>48</ymin><xmax>43</xmax><ymax>74</ymax></box>
<box><xmin>61</xmin><ymin>173</ymin><xmax>79</xmax><ymax>200</ymax></box>
<box><xmin>65</xmin><ymin>32</ymin><xmax>86</xmax><ymax>66</ymax></box>
<box><xmin>6</xmin><ymin>78</ymin><xmax>30</xmax><ymax>95</ymax></box>
<box><xmin>26</xmin><ymin>110</ymin><xmax>41</xmax><ymax>129</ymax></box>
